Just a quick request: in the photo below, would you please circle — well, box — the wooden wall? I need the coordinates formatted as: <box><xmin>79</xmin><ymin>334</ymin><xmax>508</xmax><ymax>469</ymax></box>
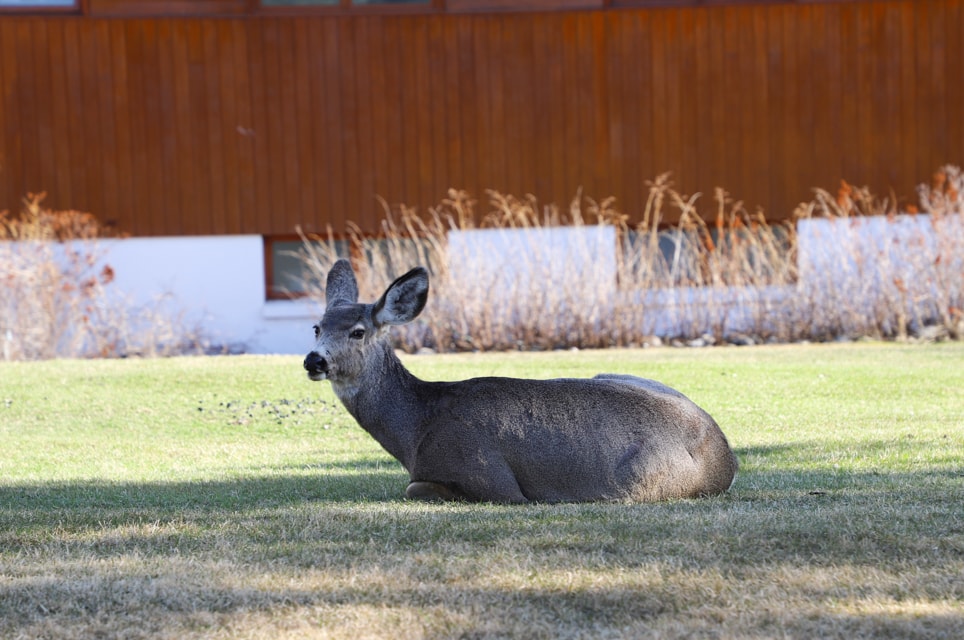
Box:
<box><xmin>1</xmin><ymin>1</ymin><xmax>962</xmax><ymax>237</ymax></box>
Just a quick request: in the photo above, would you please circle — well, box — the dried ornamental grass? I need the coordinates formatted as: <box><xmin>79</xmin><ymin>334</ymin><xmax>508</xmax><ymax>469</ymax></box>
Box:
<box><xmin>298</xmin><ymin>168</ymin><xmax>962</xmax><ymax>352</ymax></box>
<box><xmin>0</xmin><ymin>193</ymin><xmax>206</xmax><ymax>360</ymax></box>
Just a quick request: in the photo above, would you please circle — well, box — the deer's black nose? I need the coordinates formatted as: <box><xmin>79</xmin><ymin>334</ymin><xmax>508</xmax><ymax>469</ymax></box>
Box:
<box><xmin>303</xmin><ymin>351</ymin><xmax>328</xmax><ymax>375</ymax></box>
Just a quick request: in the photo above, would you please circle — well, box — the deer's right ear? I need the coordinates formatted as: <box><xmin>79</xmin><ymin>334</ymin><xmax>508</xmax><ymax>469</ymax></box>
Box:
<box><xmin>373</xmin><ymin>267</ymin><xmax>429</xmax><ymax>327</ymax></box>
<box><xmin>326</xmin><ymin>259</ymin><xmax>359</xmax><ymax>307</ymax></box>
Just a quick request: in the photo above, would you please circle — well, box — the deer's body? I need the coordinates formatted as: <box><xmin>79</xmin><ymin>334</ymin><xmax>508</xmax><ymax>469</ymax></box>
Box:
<box><xmin>305</xmin><ymin>260</ymin><xmax>738</xmax><ymax>503</ymax></box>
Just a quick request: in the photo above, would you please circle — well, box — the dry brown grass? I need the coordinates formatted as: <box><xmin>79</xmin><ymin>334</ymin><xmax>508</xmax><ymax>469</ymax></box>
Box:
<box><xmin>298</xmin><ymin>169</ymin><xmax>963</xmax><ymax>352</ymax></box>
<box><xmin>6</xmin><ymin>562</ymin><xmax>952</xmax><ymax>639</ymax></box>
<box><xmin>6</xmin><ymin>504</ymin><xmax>962</xmax><ymax>639</ymax></box>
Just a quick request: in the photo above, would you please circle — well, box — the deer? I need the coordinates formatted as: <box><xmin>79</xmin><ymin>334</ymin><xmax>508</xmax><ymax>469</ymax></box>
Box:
<box><xmin>303</xmin><ymin>259</ymin><xmax>738</xmax><ymax>503</ymax></box>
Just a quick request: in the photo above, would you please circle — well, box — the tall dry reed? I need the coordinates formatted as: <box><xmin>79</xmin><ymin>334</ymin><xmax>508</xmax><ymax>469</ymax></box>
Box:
<box><xmin>790</xmin><ymin>169</ymin><xmax>963</xmax><ymax>341</ymax></box>
<box><xmin>298</xmin><ymin>168</ymin><xmax>962</xmax><ymax>352</ymax></box>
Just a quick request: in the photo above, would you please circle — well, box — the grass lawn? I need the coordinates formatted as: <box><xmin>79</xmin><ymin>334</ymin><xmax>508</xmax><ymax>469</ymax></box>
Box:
<box><xmin>1</xmin><ymin>342</ymin><xmax>962</xmax><ymax>639</ymax></box>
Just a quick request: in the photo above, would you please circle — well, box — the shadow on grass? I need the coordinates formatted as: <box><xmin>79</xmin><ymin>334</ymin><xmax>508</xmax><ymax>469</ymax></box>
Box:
<box><xmin>0</xmin><ymin>468</ymin><xmax>408</xmax><ymax>515</ymax></box>
<box><xmin>1</xmin><ymin>439</ymin><xmax>961</xmax><ymax>514</ymax></box>
<box><xmin>733</xmin><ymin>442</ymin><xmax>964</xmax><ymax>495</ymax></box>
<box><xmin>1</xmin><ymin>455</ymin><xmax>961</xmax><ymax>555</ymax></box>
<box><xmin>4</xmin><ymin>464</ymin><xmax>959</xmax><ymax>514</ymax></box>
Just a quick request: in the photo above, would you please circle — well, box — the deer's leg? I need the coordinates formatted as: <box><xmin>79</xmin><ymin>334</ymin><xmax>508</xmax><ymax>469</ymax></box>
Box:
<box><xmin>406</xmin><ymin>472</ymin><xmax>529</xmax><ymax>504</ymax></box>
<box><xmin>410</xmin><ymin>439</ymin><xmax>530</xmax><ymax>503</ymax></box>
<box><xmin>405</xmin><ymin>481</ymin><xmax>461</xmax><ymax>502</ymax></box>
<box><xmin>456</xmin><ymin>464</ymin><xmax>530</xmax><ymax>504</ymax></box>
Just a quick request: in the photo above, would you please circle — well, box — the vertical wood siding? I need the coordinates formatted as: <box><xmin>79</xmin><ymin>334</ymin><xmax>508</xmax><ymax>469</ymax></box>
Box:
<box><xmin>1</xmin><ymin>1</ymin><xmax>962</xmax><ymax>236</ymax></box>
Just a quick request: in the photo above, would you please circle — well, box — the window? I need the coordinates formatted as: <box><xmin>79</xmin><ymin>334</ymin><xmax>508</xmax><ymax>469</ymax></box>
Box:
<box><xmin>261</xmin><ymin>0</ymin><xmax>430</xmax><ymax>6</ymax></box>
<box><xmin>265</xmin><ymin>235</ymin><xmax>437</xmax><ymax>300</ymax></box>
<box><xmin>0</xmin><ymin>0</ymin><xmax>76</xmax><ymax>7</ymax></box>
<box><xmin>260</xmin><ymin>0</ymin><xmax>339</xmax><ymax>5</ymax></box>
<box><xmin>265</xmin><ymin>236</ymin><xmax>350</xmax><ymax>300</ymax></box>
<box><xmin>447</xmin><ymin>0</ymin><xmax>601</xmax><ymax>12</ymax></box>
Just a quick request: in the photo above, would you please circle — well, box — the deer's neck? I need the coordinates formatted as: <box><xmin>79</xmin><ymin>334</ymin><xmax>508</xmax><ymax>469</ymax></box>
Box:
<box><xmin>331</xmin><ymin>342</ymin><xmax>427</xmax><ymax>472</ymax></box>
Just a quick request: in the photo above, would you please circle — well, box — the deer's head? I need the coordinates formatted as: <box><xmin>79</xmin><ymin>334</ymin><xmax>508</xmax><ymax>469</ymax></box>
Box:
<box><xmin>303</xmin><ymin>260</ymin><xmax>429</xmax><ymax>383</ymax></box>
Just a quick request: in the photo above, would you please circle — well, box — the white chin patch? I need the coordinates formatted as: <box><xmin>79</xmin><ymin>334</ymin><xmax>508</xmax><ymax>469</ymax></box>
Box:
<box><xmin>307</xmin><ymin>372</ymin><xmax>328</xmax><ymax>382</ymax></box>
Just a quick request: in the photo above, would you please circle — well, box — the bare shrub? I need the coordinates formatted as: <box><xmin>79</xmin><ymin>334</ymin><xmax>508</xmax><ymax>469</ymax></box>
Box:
<box><xmin>617</xmin><ymin>176</ymin><xmax>798</xmax><ymax>342</ymax></box>
<box><xmin>297</xmin><ymin>184</ymin><xmax>782</xmax><ymax>351</ymax></box>
<box><xmin>793</xmin><ymin>171</ymin><xmax>964</xmax><ymax>341</ymax></box>
<box><xmin>298</xmin><ymin>170</ymin><xmax>963</xmax><ymax>352</ymax></box>
<box><xmin>0</xmin><ymin>193</ymin><xmax>207</xmax><ymax>360</ymax></box>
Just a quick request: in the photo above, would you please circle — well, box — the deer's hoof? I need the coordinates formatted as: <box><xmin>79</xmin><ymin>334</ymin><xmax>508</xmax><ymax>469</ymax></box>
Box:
<box><xmin>406</xmin><ymin>481</ymin><xmax>460</xmax><ymax>502</ymax></box>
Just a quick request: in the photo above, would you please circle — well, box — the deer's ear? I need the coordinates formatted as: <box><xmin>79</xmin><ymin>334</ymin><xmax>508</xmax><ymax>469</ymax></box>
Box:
<box><xmin>373</xmin><ymin>267</ymin><xmax>429</xmax><ymax>327</ymax></box>
<box><xmin>326</xmin><ymin>259</ymin><xmax>359</xmax><ymax>307</ymax></box>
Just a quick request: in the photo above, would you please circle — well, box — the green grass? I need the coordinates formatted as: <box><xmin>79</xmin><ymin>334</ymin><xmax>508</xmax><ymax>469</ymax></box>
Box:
<box><xmin>1</xmin><ymin>343</ymin><xmax>962</xmax><ymax>639</ymax></box>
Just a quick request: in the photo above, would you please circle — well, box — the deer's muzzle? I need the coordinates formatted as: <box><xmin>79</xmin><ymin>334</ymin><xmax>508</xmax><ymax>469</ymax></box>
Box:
<box><xmin>303</xmin><ymin>351</ymin><xmax>329</xmax><ymax>381</ymax></box>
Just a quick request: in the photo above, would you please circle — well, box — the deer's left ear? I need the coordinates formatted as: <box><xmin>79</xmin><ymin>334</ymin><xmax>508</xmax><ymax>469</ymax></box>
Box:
<box><xmin>326</xmin><ymin>259</ymin><xmax>359</xmax><ymax>308</ymax></box>
<box><xmin>373</xmin><ymin>267</ymin><xmax>429</xmax><ymax>327</ymax></box>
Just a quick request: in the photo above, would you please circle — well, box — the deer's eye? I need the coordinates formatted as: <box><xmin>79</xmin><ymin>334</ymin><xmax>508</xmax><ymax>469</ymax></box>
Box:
<box><xmin>313</xmin><ymin>324</ymin><xmax>320</xmax><ymax>339</ymax></box>
<box><xmin>349</xmin><ymin>328</ymin><xmax>365</xmax><ymax>340</ymax></box>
